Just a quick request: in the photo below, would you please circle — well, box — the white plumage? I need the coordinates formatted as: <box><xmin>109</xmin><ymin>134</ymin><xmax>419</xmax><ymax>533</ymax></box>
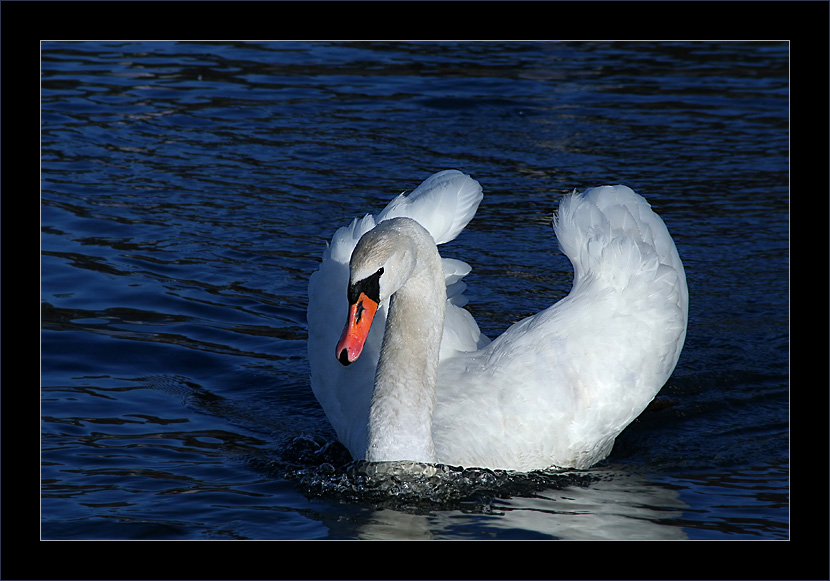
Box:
<box><xmin>307</xmin><ymin>170</ymin><xmax>687</xmax><ymax>472</ymax></box>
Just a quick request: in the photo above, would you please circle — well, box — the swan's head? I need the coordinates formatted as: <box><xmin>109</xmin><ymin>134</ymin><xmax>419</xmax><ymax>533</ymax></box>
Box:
<box><xmin>335</xmin><ymin>218</ymin><xmax>426</xmax><ymax>366</ymax></box>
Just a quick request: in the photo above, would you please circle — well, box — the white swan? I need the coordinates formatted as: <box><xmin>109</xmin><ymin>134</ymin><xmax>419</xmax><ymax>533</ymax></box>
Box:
<box><xmin>307</xmin><ymin>170</ymin><xmax>687</xmax><ymax>472</ymax></box>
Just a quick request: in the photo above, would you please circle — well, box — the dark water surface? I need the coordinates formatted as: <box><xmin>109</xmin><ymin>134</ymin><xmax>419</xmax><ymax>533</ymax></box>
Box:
<box><xmin>41</xmin><ymin>41</ymin><xmax>788</xmax><ymax>541</ymax></box>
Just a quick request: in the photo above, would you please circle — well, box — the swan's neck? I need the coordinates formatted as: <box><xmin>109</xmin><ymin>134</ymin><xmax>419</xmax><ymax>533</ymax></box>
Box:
<box><xmin>366</xmin><ymin>245</ymin><xmax>446</xmax><ymax>463</ymax></box>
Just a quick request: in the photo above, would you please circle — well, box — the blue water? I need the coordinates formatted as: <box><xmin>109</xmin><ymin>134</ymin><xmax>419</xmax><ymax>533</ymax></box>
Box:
<box><xmin>41</xmin><ymin>41</ymin><xmax>788</xmax><ymax>542</ymax></box>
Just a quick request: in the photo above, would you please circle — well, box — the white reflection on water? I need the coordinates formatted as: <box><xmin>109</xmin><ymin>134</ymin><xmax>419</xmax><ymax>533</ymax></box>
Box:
<box><xmin>354</xmin><ymin>468</ymin><xmax>687</xmax><ymax>540</ymax></box>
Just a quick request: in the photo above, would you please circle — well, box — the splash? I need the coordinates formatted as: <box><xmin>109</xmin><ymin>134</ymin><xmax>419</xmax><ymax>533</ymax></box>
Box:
<box><xmin>273</xmin><ymin>435</ymin><xmax>597</xmax><ymax>513</ymax></box>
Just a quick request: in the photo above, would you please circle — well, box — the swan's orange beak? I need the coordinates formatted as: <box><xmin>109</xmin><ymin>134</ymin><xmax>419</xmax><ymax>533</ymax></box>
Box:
<box><xmin>336</xmin><ymin>292</ymin><xmax>379</xmax><ymax>366</ymax></box>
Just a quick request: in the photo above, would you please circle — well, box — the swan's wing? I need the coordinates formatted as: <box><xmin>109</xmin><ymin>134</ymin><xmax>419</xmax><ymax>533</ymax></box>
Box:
<box><xmin>440</xmin><ymin>257</ymin><xmax>491</xmax><ymax>359</ymax></box>
<box><xmin>377</xmin><ymin>169</ymin><xmax>483</xmax><ymax>245</ymax></box>
<box><xmin>308</xmin><ymin>212</ymin><xmax>383</xmax><ymax>457</ymax></box>
<box><xmin>552</xmin><ymin>185</ymin><xmax>688</xmax><ymax>372</ymax></box>
<box><xmin>556</xmin><ymin>185</ymin><xmax>688</xmax><ymax>314</ymax></box>
<box><xmin>513</xmin><ymin>185</ymin><xmax>686</xmax><ymax>449</ymax></box>
<box><xmin>435</xmin><ymin>185</ymin><xmax>688</xmax><ymax>470</ymax></box>
<box><xmin>308</xmin><ymin>170</ymin><xmax>487</xmax><ymax>458</ymax></box>
<box><xmin>554</xmin><ymin>184</ymin><xmax>688</xmax><ymax>400</ymax></box>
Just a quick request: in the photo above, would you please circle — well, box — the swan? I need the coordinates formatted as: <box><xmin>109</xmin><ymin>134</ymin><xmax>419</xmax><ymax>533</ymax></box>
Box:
<box><xmin>307</xmin><ymin>170</ymin><xmax>687</xmax><ymax>472</ymax></box>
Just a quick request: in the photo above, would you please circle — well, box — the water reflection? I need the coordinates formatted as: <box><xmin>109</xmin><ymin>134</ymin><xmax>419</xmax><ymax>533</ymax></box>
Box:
<box><xmin>279</xmin><ymin>452</ymin><xmax>688</xmax><ymax>540</ymax></box>
<box><xmin>352</xmin><ymin>467</ymin><xmax>687</xmax><ymax>540</ymax></box>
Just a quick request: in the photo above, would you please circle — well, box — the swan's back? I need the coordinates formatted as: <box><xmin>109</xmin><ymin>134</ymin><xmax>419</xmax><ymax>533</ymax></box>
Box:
<box><xmin>434</xmin><ymin>185</ymin><xmax>688</xmax><ymax>470</ymax></box>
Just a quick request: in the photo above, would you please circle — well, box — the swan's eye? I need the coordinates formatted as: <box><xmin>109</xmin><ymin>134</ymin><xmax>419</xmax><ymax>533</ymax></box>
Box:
<box><xmin>348</xmin><ymin>267</ymin><xmax>384</xmax><ymax>305</ymax></box>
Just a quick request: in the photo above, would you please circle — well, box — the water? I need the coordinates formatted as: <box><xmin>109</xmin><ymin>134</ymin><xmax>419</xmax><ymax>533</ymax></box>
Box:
<box><xmin>41</xmin><ymin>41</ymin><xmax>789</xmax><ymax>542</ymax></box>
